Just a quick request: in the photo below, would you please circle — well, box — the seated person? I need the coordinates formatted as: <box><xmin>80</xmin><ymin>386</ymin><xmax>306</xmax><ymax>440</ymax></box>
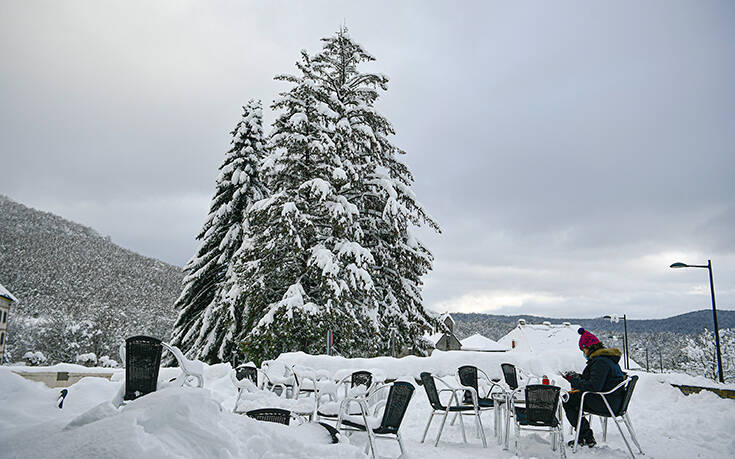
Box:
<box><xmin>562</xmin><ymin>328</ymin><xmax>626</xmax><ymax>447</ymax></box>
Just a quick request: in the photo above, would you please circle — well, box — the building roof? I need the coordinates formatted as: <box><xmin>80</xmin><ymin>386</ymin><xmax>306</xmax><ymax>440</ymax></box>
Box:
<box><xmin>460</xmin><ymin>333</ymin><xmax>509</xmax><ymax>351</ymax></box>
<box><xmin>498</xmin><ymin>322</ymin><xmax>581</xmax><ymax>353</ymax></box>
<box><xmin>424</xmin><ymin>332</ymin><xmax>445</xmax><ymax>346</ymax></box>
<box><xmin>0</xmin><ymin>282</ymin><xmax>18</xmax><ymax>303</ymax></box>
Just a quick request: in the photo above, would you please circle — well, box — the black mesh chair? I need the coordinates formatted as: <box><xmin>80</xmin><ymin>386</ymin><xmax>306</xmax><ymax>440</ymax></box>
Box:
<box><xmin>457</xmin><ymin>366</ymin><xmax>503</xmax><ymax>439</ymax></box>
<box><xmin>351</xmin><ymin>371</ymin><xmax>373</xmax><ymax>390</ymax></box>
<box><xmin>419</xmin><ymin>372</ymin><xmax>487</xmax><ymax>448</ymax></box>
<box><xmin>501</xmin><ymin>363</ymin><xmax>520</xmax><ymax>390</ymax></box>
<box><xmin>246</xmin><ymin>408</ymin><xmax>292</xmax><ymax>425</ymax></box>
<box><xmin>336</xmin><ymin>381</ymin><xmax>415</xmax><ymax>458</ymax></box>
<box><xmin>235</xmin><ymin>365</ymin><xmax>258</xmax><ymax>384</ymax></box>
<box><xmin>512</xmin><ymin>384</ymin><xmax>566</xmax><ymax>458</ymax></box>
<box><xmin>457</xmin><ymin>365</ymin><xmax>500</xmax><ymax>406</ymax></box>
<box><xmin>573</xmin><ymin>376</ymin><xmax>644</xmax><ymax>457</ymax></box>
<box><xmin>124</xmin><ymin>336</ymin><xmax>163</xmax><ymax>401</ymax></box>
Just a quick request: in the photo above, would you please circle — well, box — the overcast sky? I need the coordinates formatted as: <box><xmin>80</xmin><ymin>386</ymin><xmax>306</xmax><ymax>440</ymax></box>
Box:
<box><xmin>2</xmin><ymin>1</ymin><xmax>733</xmax><ymax>319</ymax></box>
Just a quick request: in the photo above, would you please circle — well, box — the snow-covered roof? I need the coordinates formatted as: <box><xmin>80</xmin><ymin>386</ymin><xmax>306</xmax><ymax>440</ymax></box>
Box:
<box><xmin>460</xmin><ymin>333</ymin><xmax>509</xmax><ymax>351</ymax></box>
<box><xmin>498</xmin><ymin>322</ymin><xmax>581</xmax><ymax>353</ymax></box>
<box><xmin>0</xmin><ymin>282</ymin><xmax>18</xmax><ymax>303</ymax></box>
<box><xmin>424</xmin><ymin>332</ymin><xmax>445</xmax><ymax>346</ymax></box>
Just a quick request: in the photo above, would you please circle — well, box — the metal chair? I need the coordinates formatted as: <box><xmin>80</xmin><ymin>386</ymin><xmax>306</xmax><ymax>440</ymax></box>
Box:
<box><xmin>317</xmin><ymin>371</ymin><xmax>376</xmax><ymax>420</ymax></box>
<box><xmin>351</xmin><ymin>371</ymin><xmax>373</xmax><ymax>392</ymax></box>
<box><xmin>261</xmin><ymin>360</ymin><xmax>297</xmax><ymax>398</ymax></box>
<box><xmin>336</xmin><ymin>381</ymin><xmax>415</xmax><ymax>459</ymax></box>
<box><xmin>457</xmin><ymin>365</ymin><xmax>504</xmax><ymax>439</ymax></box>
<box><xmin>573</xmin><ymin>376</ymin><xmax>644</xmax><ymax>458</ymax></box>
<box><xmin>512</xmin><ymin>384</ymin><xmax>566</xmax><ymax>458</ymax></box>
<box><xmin>419</xmin><ymin>372</ymin><xmax>487</xmax><ymax>448</ymax></box>
<box><xmin>235</xmin><ymin>365</ymin><xmax>258</xmax><ymax>385</ymax></box>
<box><xmin>500</xmin><ymin>363</ymin><xmax>529</xmax><ymax>448</ymax></box>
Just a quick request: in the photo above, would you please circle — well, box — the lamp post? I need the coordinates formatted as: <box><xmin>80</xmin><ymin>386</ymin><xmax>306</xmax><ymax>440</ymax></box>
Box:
<box><xmin>670</xmin><ymin>260</ymin><xmax>724</xmax><ymax>383</ymax></box>
<box><xmin>603</xmin><ymin>314</ymin><xmax>629</xmax><ymax>370</ymax></box>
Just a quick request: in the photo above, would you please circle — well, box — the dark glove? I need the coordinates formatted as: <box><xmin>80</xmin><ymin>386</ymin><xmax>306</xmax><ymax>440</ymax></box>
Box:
<box><xmin>562</xmin><ymin>372</ymin><xmax>576</xmax><ymax>382</ymax></box>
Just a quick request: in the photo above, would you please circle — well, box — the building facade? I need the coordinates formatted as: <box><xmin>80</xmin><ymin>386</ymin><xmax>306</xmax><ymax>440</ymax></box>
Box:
<box><xmin>0</xmin><ymin>282</ymin><xmax>18</xmax><ymax>364</ymax></box>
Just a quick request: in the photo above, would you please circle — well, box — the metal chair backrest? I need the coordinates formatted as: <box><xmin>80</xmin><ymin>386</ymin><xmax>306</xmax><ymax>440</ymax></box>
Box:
<box><xmin>124</xmin><ymin>335</ymin><xmax>162</xmax><ymax>401</ymax></box>
<box><xmin>235</xmin><ymin>365</ymin><xmax>258</xmax><ymax>383</ymax></box>
<box><xmin>351</xmin><ymin>370</ymin><xmax>373</xmax><ymax>389</ymax></box>
<box><xmin>617</xmin><ymin>375</ymin><xmax>638</xmax><ymax>416</ymax></box>
<box><xmin>458</xmin><ymin>365</ymin><xmax>479</xmax><ymax>404</ymax></box>
<box><xmin>378</xmin><ymin>381</ymin><xmax>415</xmax><ymax>434</ymax></box>
<box><xmin>246</xmin><ymin>408</ymin><xmax>291</xmax><ymax>425</ymax></box>
<box><xmin>419</xmin><ymin>372</ymin><xmax>444</xmax><ymax>410</ymax></box>
<box><xmin>524</xmin><ymin>384</ymin><xmax>561</xmax><ymax>426</ymax></box>
<box><xmin>501</xmin><ymin>363</ymin><xmax>519</xmax><ymax>390</ymax></box>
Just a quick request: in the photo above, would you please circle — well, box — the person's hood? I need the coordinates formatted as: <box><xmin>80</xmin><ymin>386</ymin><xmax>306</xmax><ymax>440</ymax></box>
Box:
<box><xmin>590</xmin><ymin>347</ymin><xmax>622</xmax><ymax>363</ymax></box>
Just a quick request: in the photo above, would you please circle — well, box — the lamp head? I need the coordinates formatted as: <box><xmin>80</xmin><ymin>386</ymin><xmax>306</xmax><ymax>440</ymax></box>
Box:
<box><xmin>670</xmin><ymin>262</ymin><xmax>689</xmax><ymax>269</ymax></box>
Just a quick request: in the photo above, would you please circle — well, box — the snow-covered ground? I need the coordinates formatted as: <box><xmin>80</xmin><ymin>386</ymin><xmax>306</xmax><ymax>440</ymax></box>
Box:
<box><xmin>2</xmin><ymin>350</ymin><xmax>735</xmax><ymax>458</ymax></box>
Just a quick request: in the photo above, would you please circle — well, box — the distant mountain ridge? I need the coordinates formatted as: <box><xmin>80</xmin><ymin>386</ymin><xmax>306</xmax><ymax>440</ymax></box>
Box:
<box><xmin>0</xmin><ymin>195</ymin><xmax>183</xmax><ymax>362</ymax></box>
<box><xmin>452</xmin><ymin>310</ymin><xmax>735</xmax><ymax>341</ymax></box>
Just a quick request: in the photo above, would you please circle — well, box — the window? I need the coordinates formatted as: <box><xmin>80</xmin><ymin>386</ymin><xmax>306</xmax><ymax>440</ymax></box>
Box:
<box><xmin>0</xmin><ymin>332</ymin><xmax>4</xmax><ymax>346</ymax></box>
<box><xmin>1</xmin><ymin>310</ymin><xmax>6</xmax><ymax>323</ymax></box>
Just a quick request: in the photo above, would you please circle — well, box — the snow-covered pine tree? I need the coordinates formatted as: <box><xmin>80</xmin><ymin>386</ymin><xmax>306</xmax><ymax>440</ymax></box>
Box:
<box><xmin>310</xmin><ymin>28</ymin><xmax>442</xmax><ymax>355</ymax></box>
<box><xmin>239</xmin><ymin>28</ymin><xmax>441</xmax><ymax>362</ymax></box>
<box><xmin>239</xmin><ymin>50</ymin><xmax>379</xmax><ymax>363</ymax></box>
<box><xmin>169</xmin><ymin>99</ymin><xmax>269</xmax><ymax>363</ymax></box>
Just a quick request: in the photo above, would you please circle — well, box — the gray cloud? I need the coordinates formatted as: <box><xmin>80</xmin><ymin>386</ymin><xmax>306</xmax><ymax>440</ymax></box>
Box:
<box><xmin>2</xmin><ymin>1</ymin><xmax>733</xmax><ymax>319</ymax></box>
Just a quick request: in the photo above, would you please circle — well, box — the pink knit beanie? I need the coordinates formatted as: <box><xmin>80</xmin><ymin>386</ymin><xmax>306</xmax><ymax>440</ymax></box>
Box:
<box><xmin>578</xmin><ymin>328</ymin><xmax>601</xmax><ymax>350</ymax></box>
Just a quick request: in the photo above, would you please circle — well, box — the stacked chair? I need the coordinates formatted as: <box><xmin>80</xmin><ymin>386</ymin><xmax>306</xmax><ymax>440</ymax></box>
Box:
<box><xmin>118</xmin><ymin>335</ymin><xmax>204</xmax><ymax>404</ymax></box>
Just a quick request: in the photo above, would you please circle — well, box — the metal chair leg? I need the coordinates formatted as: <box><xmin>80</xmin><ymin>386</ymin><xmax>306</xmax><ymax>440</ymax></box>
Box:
<box><xmin>397</xmin><ymin>432</ymin><xmax>406</xmax><ymax>455</ymax></box>
<box><xmin>458</xmin><ymin>410</ymin><xmax>468</xmax><ymax>443</ymax></box>
<box><xmin>602</xmin><ymin>416</ymin><xmax>608</xmax><ymax>442</ymax></box>
<box><xmin>434</xmin><ymin>408</ymin><xmax>451</xmax><ymax>447</ymax></box>
<box><xmin>623</xmin><ymin>414</ymin><xmax>644</xmax><ymax>454</ymax></box>
<box><xmin>600</xmin><ymin>398</ymin><xmax>635</xmax><ymax>459</ymax></box>
<box><xmin>573</xmin><ymin>406</ymin><xmax>585</xmax><ymax>453</ymax></box>
<box><xmin>476</xmin><ymin>408</ymin><xmax>487</xmax><ymax>447</ymax></box>
<box><xmin>559</xmin><ymin>426</ymin><xmax>567</xmax><ymax>459</ymax></box>
<box><xmin>421</xmin><ymin>411</ymin><xmax>435</xmax><ymax>443</ymax></box>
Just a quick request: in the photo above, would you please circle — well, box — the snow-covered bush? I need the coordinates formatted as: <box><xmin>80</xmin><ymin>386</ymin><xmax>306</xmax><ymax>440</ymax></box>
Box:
<box><xmin>76</xmin><ymin>352</ymin><xmax>98</xmax><ymax>366</ymax></box>
<box><xmin>682</xmin><ymin>328</ymin><xmax>735</xmax><ymax>381</ymax></box>
<box><xmin>99</xmin><ymin>355</ymin><xmax>119</xmax><ymax>368</ymax></box>
<box><xmin>23</xmin><ymin>351</ymin><xmax>47</xmax><ymax>366</ymax></box>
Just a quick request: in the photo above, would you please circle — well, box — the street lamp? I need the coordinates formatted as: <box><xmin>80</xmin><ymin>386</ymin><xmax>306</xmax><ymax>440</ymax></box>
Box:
<box><xmin>670</xmin><ymin>260</ymin><xmax>724</xmax><ymax>383</ymax></box>
<box><xmin>603</xmin><ymin>314</ymin><xmax>629</xmax><ymax>370</ymax></box>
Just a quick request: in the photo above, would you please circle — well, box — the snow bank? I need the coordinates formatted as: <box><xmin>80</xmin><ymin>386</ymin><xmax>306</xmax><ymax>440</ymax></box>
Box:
<box><xmin>0</xmin><ymin>367</ymin><xmax>363</xmax><ymax>459</ymax></box>
<box><xmin>273</xmin><ymin>348</ymin><xmax>589</xmax><ymax>383</ymax></box>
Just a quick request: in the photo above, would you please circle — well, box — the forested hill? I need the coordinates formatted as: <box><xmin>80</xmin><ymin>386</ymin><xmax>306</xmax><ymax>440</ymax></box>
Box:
<box><xmin>452</xmin><ymin>309</ymin><xmax>735</xmax><ymax>340</ymax></box>
<box><xmin>0</xmin><ymin>195</ymin><xmax>183</xmax><ymax>363</ymax></box>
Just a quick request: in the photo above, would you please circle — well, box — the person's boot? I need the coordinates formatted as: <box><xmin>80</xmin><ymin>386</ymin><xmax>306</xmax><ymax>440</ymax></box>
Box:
<box><xmin>582</xmin><ymin>430</ymin><xmax>597</xmax><ymax>447</ymax></box>
<box><xmin>567</xmin><ymin>430</ymin><xmax>596</xmax><ymax>448</ymax></box>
